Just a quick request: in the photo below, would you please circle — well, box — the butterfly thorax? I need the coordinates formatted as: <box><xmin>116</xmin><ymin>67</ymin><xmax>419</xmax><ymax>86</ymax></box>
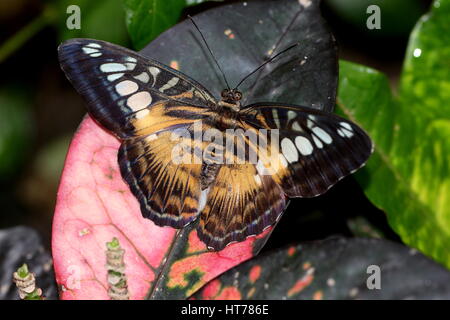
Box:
<box><xmin>212</xmin><ymin>88</ymin><xmax>242</xmax><ymax>129</ymax></box>
<box><xmin>199</xmin><ymin>89</ymin><xmax>243</xmax><ymax>190</ymax></box>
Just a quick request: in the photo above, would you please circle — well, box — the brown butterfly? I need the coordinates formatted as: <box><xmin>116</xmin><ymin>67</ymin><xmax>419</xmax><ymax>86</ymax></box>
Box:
<box><xmin>58</xmin><ymin>37</ymin><xmax>372</xmax><ymax>250</ymax></box>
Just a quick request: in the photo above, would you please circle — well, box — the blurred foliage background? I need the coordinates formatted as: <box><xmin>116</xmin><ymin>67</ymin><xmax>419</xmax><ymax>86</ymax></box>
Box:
<box><xmin>0</xmin><ymin>0</ymin><xmax>432</xmax><ymax>248</ymax></box>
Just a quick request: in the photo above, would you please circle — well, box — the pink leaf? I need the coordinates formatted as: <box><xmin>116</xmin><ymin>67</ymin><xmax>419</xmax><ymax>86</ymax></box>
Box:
<box><xmin>52</xmin><ymin>116</ymin><xmax>271</xmax><ymax>299</ymax></box>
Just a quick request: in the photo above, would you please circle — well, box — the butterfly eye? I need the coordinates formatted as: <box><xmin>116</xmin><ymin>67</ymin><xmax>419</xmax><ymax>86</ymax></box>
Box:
<box><xmin>234</xmin><ymin>91</ymin><xmax>242</xmax><ymax>100</ymax></box>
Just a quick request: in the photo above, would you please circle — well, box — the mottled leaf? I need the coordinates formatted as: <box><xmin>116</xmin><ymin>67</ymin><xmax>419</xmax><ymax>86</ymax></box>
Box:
<box><xmin>337</xmin><ymin>0</ymin><xmax>450</xmax><ymax>268</ymax></box>
<box><xmin>194</xmin><ymin>238</ymin><xmax>450</xmax><ymax>299</ymax></box>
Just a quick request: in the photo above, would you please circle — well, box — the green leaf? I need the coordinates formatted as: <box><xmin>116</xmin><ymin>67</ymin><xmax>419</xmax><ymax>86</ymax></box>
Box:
<box><xmin>337</xmin><ymin>0</ymin><xmax>450</xmax><ymax>268</ymax></box>
<box><xmin>17</xmin><ymin>264</ymin><xmax>29</xmax><ymax>279</ymax></box>
<box><xmin>122</xmin><ymin>0</ymin><xmax>211</xmax><ymax>50</ymax></box>
<box><xmin>0</xmin><ymin>86</ymin><xmax>33</xmax><ymax>179</ymax></box>
<box><xmin>106</xmin><ymin>237</ymin><xmax>120</xmax><ymax>250</ymax></box>
<box><xmin>56</xmin><ymin>0</ymin><xmax>129</xmax><ymax>46</ymax></box>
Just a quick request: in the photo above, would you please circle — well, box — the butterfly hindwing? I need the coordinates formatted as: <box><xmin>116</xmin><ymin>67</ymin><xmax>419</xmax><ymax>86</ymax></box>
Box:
<box><xmin>240</xmin><ymin>104</ymin><xmax>373</xmax><ymax>198</ymax></box>
<box><xmin>198</xmin><ymin>163</ymin><xmax>287</xmax><ymax>250</ymax></box>
<box><xmin>58</xmin><ymin>39</ymin><xmax>216</xmax><ymax>138</ymax></box>
<box><xmin>118</xmin><ymin>125</ymin><xmax>207</xmax><ymax>228</ymax></box>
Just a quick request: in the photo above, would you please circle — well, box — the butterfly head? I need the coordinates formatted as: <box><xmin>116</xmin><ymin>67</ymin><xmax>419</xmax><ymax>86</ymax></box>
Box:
<box><xmin>221</xmin><ymin>89</ymin><xmax>242</xmax><ymax>104</ymax></box>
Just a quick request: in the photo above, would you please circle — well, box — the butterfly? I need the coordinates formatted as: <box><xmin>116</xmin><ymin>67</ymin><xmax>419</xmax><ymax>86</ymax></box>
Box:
<box><xmin>58</xmin><ymin>38</ymin><xmax>373</xmax><ymax>251</ymax></box>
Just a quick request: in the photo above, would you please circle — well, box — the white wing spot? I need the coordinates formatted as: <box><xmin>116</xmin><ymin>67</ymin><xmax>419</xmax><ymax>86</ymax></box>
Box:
<box><xmin>295</xmin><ymin>136</ymin><xmax>313</xmax><ymax>155</ymax></box>
<box><xmin>339</xmin><ymin>122</ymin><xmax>354</xmax><ymax>138</ymax></box>
<box><xmin>87</xmin><ymin>43</ymin><xmax>101</xmax><ymax>48</ymax></box>
<box><xmin>135</xmin><ymin>109</ymin><xmax>150</xmax><ymax>119</ymax></box>
<box><xmin>313</xmin><ymin>136</ymin><xmax>323</xmax><ymax>148</ymax></box>
<box><xmin>272</xmin><ymin>109</ymin><xmax>281</xmax><ymax>127</ymax></box>
<box><xmin>337</xmin><ymin>128</ymin><xmax>346</xmax><ymax>137</ymax></box>
<box><xmin>89</xmin><ymin>52</ymin><xmax>102</xmax><ymax>57</ymax></box>
<box><xmin>198</xmin><ymin>189</ymin><xmax>209</xmax><ymax>212</ymax></box>
<box><xmin>281</xmin><ymin>138</ymin><xmax>298</xmax><ymax>163</ymax></box>
<box><xmin>148</xmin><ymin>67</ymin><xmax>160</xmax><ymax>85</ymax></box>
<box><xmin>125</xmin><ymin>62</ymin><xmax>136</xmax><ymax>71</ymax></box>
<box><xmin>107</xmin><ymin>73</ymin><xmax>124</xmax><ymax>82</ymax></box>
<box><xmin>126</xmin><ymin>57</ymin><xmax>137</xmax><ymax>63</ymax></box>
<box><xmin>340</xmin><ymin>122</ymin><xmax>353</xmax><ymax>131</ymax></box>
<box><xmin>100</xmin><ymin>63</ymin><xmax>126</xmax><ymax>73</ymax></box>
<box><xmin>159</xmin><ymin>77</ymin><xmax>180</xmax><ymax>92</ymax></box>
<box><xmin>312</xmin><ymin>127</ymin><xmax>332</xmax><ymax>144</ymax></box>
<box><xmin>127</xmin><ymin>91</ymin><xmax>152</xmax><ymax>111</ymax></box>
<box><xmin>82</xmin><ymin>47</ymin><xmax>98</xmax><ymax>55</ymax></box>
<box><xmin>287</xmin><ymin>110</ymin><xmax>296</xmax><ymax>121</ymax></box>
<box><xmin>147</xmin><ymin>134</ymin><xmax>158</xmax><ymax>141</ymax></box>
<box><xmin>292</xmin><ymin>121</ymin><xmax>302</xmax><ymax>131</ymax></box>
<box><xmin>134</xmin><ymin>72</ymin><xmax>150</xmax><ymax>83</ymax></box>
<box><xmin>115</xmin><ymin>80</ymin><xmax>138</xmax><ymax>96</ymax></box>
<box><xmin>343</xmin><ymin>130</ymin><xmax>354</xmax><ymax>138</ymax></box>
<box><xmin>254</xmin><ymin>174</ymin><xmax>262</xmax><ymax>185</ymax></box>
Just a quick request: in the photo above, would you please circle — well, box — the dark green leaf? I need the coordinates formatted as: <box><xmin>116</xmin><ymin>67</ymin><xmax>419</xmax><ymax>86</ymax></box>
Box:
<box><xmin>337</xmin><ymin>0</ymin><xmax>450</xmax><ymax>268</ymax></box>
<box><xmin>194</xmin><ymin>238</ymin><xmax>450</xmax><ymax>299</ymax></box>
<box><xmin>325</xmin><ymin>0</ymin><xmax>426</xmax><ymax>37</ymax></box>
<box><xmin>123</xmin><ymin>0</ymin><xmax>206</xmax><ymax>50</ymax></box>
<box><xmin>140</xmin><ymin>0</ymin><xmax>338</xmax><ymax>111</ymax></box>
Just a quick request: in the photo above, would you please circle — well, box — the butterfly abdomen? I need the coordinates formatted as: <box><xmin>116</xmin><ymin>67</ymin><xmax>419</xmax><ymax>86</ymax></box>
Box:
<box><xmin>200</xmin><ymin>162</ymin><xmax>221</xmax><ymax>190</ymax></box>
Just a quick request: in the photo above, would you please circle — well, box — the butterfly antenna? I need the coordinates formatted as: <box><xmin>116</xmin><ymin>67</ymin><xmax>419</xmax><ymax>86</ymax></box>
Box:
<box><xmin>234</xmin><ymin>42</ymin><xmax>300</xmax><ymax>90</ymax></box>
<box><xmin>188</xmin><ymin>15</ymin><xmax>231</xmax><ymax>90</ymax></box>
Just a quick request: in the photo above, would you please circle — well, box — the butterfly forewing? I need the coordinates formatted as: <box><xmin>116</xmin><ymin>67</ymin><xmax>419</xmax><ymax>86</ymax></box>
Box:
<box><xmin>58</xmin><ymin>39</ymin><xmax>216</xmax><ymax>138</ymax></box>
<box><xmin>240</xmin><ymin>104</ymin><xmax>374</xmax><ymax>198</ymax></box>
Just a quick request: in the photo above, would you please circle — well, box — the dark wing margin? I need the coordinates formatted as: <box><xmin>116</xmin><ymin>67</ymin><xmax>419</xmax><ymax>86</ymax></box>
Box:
<box><xmin>239</xmin><ymin>103</ymin><xmax>374</xmax><ymax>198</ymax></box>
